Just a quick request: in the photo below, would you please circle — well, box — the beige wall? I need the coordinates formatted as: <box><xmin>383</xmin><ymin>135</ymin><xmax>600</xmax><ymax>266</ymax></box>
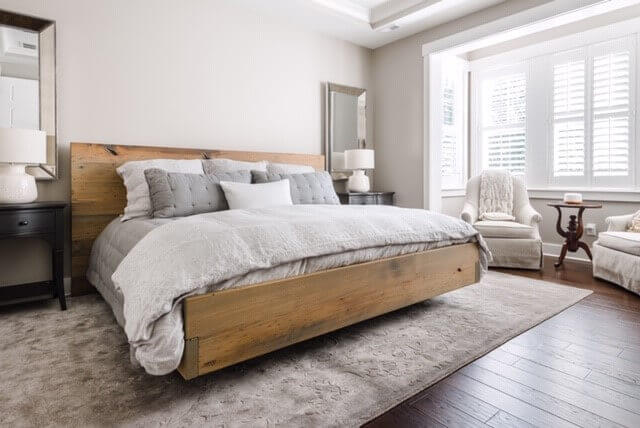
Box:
<box><xmin>0</xmin><ymin>0</ymin><xmax>372</xmax><ymax>287</ymax></box>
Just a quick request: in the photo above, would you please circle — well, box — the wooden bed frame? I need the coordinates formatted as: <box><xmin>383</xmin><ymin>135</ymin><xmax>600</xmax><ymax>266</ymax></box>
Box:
<box><xmin>71</xmin><ymin>142</ymin><xmax>481</xmax><ymax>380</ymax></box>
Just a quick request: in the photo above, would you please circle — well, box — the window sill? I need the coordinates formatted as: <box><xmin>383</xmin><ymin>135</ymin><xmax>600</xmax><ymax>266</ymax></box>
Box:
<box><xmin>441</xmin><ymin>187</ymin><xmax>640</xmax><ymax>201</ymax></box>
<box><xmin>527</xmin><ymin>187</ymin><xmax>640</xmax><ymax>202</ymax></box>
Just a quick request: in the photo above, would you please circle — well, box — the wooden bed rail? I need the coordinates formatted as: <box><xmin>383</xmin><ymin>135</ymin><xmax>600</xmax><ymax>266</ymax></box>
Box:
<box><xmin>178</xmin><ymin>243</ymin><xmax>480</xmax><ymax>379</ymax></box>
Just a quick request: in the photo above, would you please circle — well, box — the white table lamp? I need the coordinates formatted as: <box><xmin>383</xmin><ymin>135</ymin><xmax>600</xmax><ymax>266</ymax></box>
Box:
<box><xmin>344</xmin><ymin>149</ymin><xmax>374</xmax><ymax>192</ymax></box>
<box><xmin>0</xmin><ymin>127</ymin><xmax>47</xmax><ymax>203</ymax></box>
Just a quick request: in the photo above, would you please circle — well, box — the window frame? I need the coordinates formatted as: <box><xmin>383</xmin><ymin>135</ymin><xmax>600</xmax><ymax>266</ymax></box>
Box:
<box><xmin>470</xmin><ymin>31</ymin><xmax>639</xmax><ymax>192</ymax></box>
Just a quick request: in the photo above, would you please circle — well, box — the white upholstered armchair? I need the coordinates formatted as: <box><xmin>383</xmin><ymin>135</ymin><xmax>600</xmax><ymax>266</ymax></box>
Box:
<box><xmin>461</xmin><ymin>175</ymin><xmax>543</xmax><ymax>269</ymax></box>
<box><xmin>593</xmin><ymin>212</ymin><xmax>640</xmax><ymax>295</ymax></box>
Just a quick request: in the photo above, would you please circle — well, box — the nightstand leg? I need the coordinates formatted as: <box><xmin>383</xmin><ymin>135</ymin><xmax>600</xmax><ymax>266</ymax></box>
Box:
<box><xmin>53</xmin><ymin>249</ymin><xmax>66</xmax><ymax>310</ymax></box>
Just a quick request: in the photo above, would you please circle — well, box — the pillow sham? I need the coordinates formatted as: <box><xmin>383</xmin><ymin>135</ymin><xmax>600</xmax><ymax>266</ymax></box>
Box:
<box><xmin>144</xmin><ymin>169</ymin><xmax>251</xmax><ymax>218</ymax></box>
<box><xmin>266</xmin><ymin>162</ymin><xmax>315</xmax><ymax>175</ymax></box>
<box><xmin>202</xmin><ymin>158</ymin><xmax>267</xmax><ymax>175</ymax></box>
<box><xmin>117</xmin><ymin>159</ymin><xmax>204</xmax><ymax>221</ymax></box>
<box><xmin>252</xmin><ymin>171</ymin><xmax>340</xmax><ymax>205</ymax></box>
<box><xmin>220</xmin><ymin>179</ymin><xmax>293</xmax><ymax>210</ymax></box>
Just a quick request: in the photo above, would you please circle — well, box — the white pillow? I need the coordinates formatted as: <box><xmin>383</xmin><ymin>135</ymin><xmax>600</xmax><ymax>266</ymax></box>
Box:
<box><xmin>117</xmin><ymin>159</ymin><xmax>203</xmax><ymax>221</ymax></box>
<box><xmin>479</xmin><ymin>212</ymin><xmax>516</xmax><ymax>221</ymax></box>
<box><xmin>202</xmin><ymin>158</ymin><xmax>267</xmax><ymax>175</ymax></box>
<box><xmin>267</xmin><ymin>162</ymin><xmax>315</xmax><ymax>175</ymax></box>
<box><xmin>220</xmin><ymin>179</ymin><xmax>293</xmax><ymax>210</ymax></box>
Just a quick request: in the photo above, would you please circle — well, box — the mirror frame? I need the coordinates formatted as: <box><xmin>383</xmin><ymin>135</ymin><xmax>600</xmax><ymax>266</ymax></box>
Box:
<box><xmin>325</xmin><ymin>82</ymin><xmax>366</xmax><ymax>178</ymax></box>
<box><xmin>0</xmin><ymin>10</ymin><xmax>57</xmax><ymax>180</ymax></box>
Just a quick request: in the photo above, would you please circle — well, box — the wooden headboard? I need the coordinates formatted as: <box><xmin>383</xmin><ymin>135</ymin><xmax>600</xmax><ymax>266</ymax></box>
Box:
<box><xmin>70</xmin><ymin>142</ymin><xmax>325</xmax><ymax>295</ymax></box>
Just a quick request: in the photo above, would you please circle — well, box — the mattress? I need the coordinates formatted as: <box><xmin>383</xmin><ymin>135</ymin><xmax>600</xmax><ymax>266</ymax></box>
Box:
<box><xmin>87</xmin><ymin>215</ymin><xmax>475</xmax><ymax>329</ymax></box>
<box><xmin>87</xmin><ymin>217</ymin><xmax>174</xmax><ymax>327</ymax></box>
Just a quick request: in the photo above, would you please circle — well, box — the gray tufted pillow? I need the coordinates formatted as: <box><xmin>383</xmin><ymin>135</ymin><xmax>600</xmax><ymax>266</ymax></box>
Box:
<box><xmin>144</xmin><ymin>168</ymin><xmax>251</xmax><ymax>218</ymax></box>
<box><xmin>251</xmin><ymin>171</ymin><xmax>339</xmax><ymax>205</ymax></box>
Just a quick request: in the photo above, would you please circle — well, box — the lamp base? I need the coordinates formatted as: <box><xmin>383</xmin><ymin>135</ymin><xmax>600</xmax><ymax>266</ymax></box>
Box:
<box><xmin>347</xmin><ymin>170</ymin><xmax>370</xmax><ymax>193</ymax></box>
<box><xmin>0</xmin><ymin>164</ymin><xmax>38</xmax><ymax>203</ymax></box>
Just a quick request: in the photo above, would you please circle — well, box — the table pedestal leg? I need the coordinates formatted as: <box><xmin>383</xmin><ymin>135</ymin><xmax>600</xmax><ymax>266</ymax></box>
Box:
<box><xmin>554</xmin><ymin>243</ymin><xmax>568</xmax><ymax>268</ymax></box>
<box><xmin>554</xmin><ymin>207</ymin><xmax>589</xmax><ymax>268</ymax></box>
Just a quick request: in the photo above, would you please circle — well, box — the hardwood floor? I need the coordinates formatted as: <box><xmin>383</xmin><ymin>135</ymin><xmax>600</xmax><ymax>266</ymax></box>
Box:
<box><xmin>366</xmin><ymin>257</ymin><xmax>640</xmax><ymax>428</ymax></box>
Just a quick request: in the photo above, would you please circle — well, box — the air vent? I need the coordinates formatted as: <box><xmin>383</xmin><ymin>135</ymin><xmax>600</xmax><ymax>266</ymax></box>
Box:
<box><xmin>0</xmin><ymin>27</ymin><xmax>38</xmax><ymax>58</ymax></box>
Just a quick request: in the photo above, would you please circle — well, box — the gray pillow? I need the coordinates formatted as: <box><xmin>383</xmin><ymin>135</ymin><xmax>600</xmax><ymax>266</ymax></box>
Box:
<box><xmin>144</xmin><ymin>168</ymin><xmax>251</xmax><ymax>218</ymax></box>
<box><xmin>202</xmin><ymin>158</ymin><xmax>267</xmax><ymax>175</ymax></box>
<box><xmin>251</xmin><ymin>171</ymin><xmax>339</xmax><ymax>205</ymax></box>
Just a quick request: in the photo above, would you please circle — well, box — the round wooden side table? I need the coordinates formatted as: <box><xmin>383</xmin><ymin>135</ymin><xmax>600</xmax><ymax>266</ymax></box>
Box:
<box><xmin>548</xmin><ymin>202</ymin><xmax>602</xmax><ymax>268</ymax></box>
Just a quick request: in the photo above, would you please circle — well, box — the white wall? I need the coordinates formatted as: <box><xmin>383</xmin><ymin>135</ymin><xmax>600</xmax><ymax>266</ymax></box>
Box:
<box><xmin>0</xmin><ymin>0</ymin><xmax>372</xmax><ymax>287</ymax></box>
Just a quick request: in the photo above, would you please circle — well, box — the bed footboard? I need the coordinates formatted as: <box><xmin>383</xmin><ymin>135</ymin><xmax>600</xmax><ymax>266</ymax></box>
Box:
<box><xmin>178</xmin><ymin>242</ymin><xmax>480</xmax><ymax>379</ymax></box>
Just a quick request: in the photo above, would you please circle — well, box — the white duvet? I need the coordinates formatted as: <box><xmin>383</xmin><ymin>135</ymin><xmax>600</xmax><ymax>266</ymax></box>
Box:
<box><xmin>112</xmin><ymin>205</ymin><xmax>490</xmax><ymax>375</ymax></box>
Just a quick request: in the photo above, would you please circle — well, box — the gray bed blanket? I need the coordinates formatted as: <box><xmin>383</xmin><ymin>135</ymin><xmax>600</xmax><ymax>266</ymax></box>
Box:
<box><xmin>111</xmin><ymin>205</ymin><xmax>490</xmax><ymax>375</ymax></box>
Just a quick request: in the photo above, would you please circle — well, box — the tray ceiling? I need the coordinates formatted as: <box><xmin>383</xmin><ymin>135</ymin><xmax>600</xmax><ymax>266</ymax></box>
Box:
<box><xmin>236</xmin><ymin>0</ymin><xmax>507</xmax><ymax>48</ymax></box>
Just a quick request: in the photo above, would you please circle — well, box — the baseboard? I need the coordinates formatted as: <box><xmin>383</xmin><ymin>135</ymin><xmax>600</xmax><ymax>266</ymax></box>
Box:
<box><xmin>543</xmin><ymin>242</ymin><xmax>591</xmax><ymax>264</ymax></box>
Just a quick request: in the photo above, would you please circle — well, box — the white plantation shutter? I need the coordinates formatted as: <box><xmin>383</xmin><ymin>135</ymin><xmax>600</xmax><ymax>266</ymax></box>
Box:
<box><xmin>553</xmin><ymin>58</ymin><xmax>585</xmax><ymax>177</ymax></box>
<box><xmin>472</xmin><ymin>33</ymin><xmax>637</xmax><ymax>191</ymax></box>
<box><xmin>441</xmin><ymin>82</ymin><xmax>457</xmax><ymax>175</ymax></box>
<box><xmin>592</xmin><ymin>50</ymin><xmax>631</xmax><ymax>178</ymax></box>
<box><xmin>480</xmin><ymin>71</ymin><xmax>527</xmax><ymax>175</ymax></box>
<box><xmin>440</xmin><ymin>57</ymin><xmax>467</xmax><ymax>190</ymax></box>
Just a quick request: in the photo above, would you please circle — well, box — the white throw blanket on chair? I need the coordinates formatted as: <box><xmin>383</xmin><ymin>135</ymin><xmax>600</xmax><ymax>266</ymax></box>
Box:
<box><xmin>479</xmin><ymin>170</ymin><xmax>515</xmax><ymax>221</ymax></box>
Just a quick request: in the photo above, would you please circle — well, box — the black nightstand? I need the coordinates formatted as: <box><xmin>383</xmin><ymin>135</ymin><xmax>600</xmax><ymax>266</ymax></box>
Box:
<box><xmin>338</xmin><ymin>191</ymin><xmax>394</xmax><ymax>206</ymax></box>
<box><xmin>0</xmin><ymin>201</ymin><xmax>67</xmax><ymax>310</ymax></box>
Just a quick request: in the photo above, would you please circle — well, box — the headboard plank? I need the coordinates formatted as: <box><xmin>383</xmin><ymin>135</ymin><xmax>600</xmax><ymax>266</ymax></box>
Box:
<box><xmin>70</xmin><ymin>142</ymin><xmax>325</xmax><ymax>295</ymax></box>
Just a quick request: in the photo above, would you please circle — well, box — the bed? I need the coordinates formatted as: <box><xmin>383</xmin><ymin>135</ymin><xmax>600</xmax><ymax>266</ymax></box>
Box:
<box><xmin>71</xmin><ymin>142</ymin><xmax>488</xmax><ymax>380</ymax></box>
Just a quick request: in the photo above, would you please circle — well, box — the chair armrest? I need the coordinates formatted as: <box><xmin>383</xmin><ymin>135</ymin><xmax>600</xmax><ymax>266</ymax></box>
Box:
<box><xmin>605</xmin><ymin>213</ymin><xmax>635</xmax><ymax>231</ymax></box>
<box><xmin>460</xmin><ymin>202</ymin><xmax>477</xmax><ymax>224</ymax></box>
<box><xmin>516</xmin><ymin>204</ymin><xmax>542</xmax><ymax>227</ymax></box>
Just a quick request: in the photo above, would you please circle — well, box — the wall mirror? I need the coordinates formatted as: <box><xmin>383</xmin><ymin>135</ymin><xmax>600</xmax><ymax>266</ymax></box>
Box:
<box><xmin>0</xmin><ymin>10</ymin><xmax>56</xmax><ymax>179</ymax></box>
<box><xmin>325</xmin><ymin>82</ymin><xmax>366</xmax><ymax>177</ymax></box>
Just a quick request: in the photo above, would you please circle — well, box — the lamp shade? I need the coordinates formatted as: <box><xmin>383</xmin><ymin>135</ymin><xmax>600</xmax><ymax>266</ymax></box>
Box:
<box><xmin>0</xmin><ymin>127</ymin><xmax>47</xmax><ymax>165</ymax></box>
<box><xmin>344</xmin><ymin>149</ymin><xmax>374</xmax><ymax>170</ymax></box>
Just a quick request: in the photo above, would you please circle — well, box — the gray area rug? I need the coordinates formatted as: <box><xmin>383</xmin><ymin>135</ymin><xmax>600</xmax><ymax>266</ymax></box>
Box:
<box><xmin>0</xmin><ymin>271</ymin><xmax>591</xmax><ymax>427</ymax></box>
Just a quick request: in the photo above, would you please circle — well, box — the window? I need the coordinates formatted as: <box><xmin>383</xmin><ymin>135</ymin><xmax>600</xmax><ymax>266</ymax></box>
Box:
<box><xmin>440</xmin><ymin>56</ymin><xmax>467</xmax><ymax>190</ymax></box>
<box><xmin>472</xmin><ymin>34</ymin><xmax>637</xmax><ymax>191</ymax></box>
<box><xmin>477</xmin><ymin>68</ymin><xmax>527</xmax><ymax>176</ymax></box>
<box><xmin>550</xmin><ymin>38</ymin><xmax>635</xmax><ymax>187</ymax></box>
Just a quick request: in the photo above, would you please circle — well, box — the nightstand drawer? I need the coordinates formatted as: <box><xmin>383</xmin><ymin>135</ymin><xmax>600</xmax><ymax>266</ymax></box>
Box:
<box><xmin>0</xmin><ymin>210</ymin><xmax>54</xmax><ymax>235</ymax></box>
<box><xmin>349</xmin><ymin>195</ymin><xmax>377</xmax><ymax>205</ymax></box>
<box><xmin>338</xmin><ymin>191</ymin><xmax>395</xmax><ymax>206</ymax></box>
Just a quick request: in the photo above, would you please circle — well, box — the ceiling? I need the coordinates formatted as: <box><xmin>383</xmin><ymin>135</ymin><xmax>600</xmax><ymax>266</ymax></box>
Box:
<box><xmin>237</xmin><ymin>0</ymin><xmax>508</xmax><ymax>49</ymax></box>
